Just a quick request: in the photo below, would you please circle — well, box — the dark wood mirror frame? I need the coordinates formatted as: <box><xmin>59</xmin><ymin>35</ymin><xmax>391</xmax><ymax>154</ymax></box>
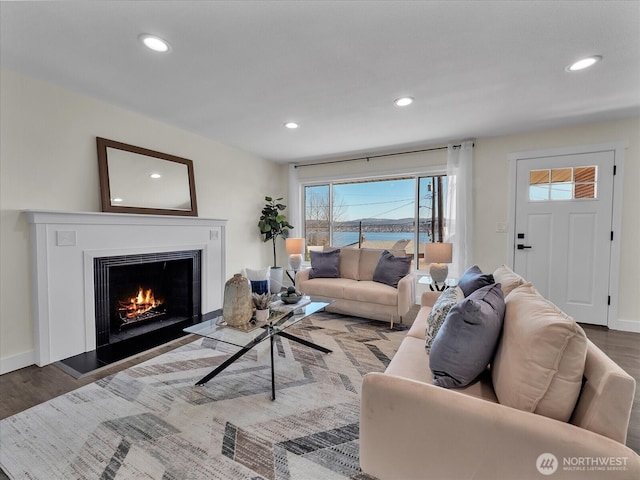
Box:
<box><xmin>97</xmin><ymin>137</ymin><xmax>198</xmax><ymax>216</ymax></box>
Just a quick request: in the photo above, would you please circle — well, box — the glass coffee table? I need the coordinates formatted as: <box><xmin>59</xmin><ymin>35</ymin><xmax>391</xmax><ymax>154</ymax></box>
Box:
<box><xmin>184</xmin><ymin>296</ymin><xmax>334</xmax><ymax>400</ymax></box>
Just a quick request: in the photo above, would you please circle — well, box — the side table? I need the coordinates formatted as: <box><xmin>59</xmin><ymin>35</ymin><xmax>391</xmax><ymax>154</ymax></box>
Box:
<box><xmin>418</xmin><ymin>275</ymin><xmax>457</xmax><ymax>292</ymax></box>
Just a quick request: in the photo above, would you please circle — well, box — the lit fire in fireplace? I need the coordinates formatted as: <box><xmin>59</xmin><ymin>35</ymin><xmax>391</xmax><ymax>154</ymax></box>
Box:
<box><xmin>118</xmin><ymin>286</ymin><xmax>165</xmax><ymax>323</ymax></box>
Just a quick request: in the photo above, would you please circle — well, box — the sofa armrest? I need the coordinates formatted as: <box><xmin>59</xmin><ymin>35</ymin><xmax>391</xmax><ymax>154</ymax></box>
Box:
<box><xmin>420</xmin><ymin>290</ymin><xmax>441</xmax><ymax>308</ymax></box>
<box><xmin>295</xmin><ymin>268</ymin><xmax>310</xmax><ymax>285</ymax></box>
<box><xmin>360</xmin><ymin>372</ymin><xmax>640</xmax><ymax>480</ymax></box>
<box><xmin>396</xmin><ymin>271</ymin><xmax>417</xmax><ymax>318</ymax></box>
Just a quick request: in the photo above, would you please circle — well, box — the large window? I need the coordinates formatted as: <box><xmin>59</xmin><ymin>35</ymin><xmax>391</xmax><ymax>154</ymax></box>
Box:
<box><xmin>303</xmin><ymin>174</ymin><xmax>446</xmax><ymax>270</ymax></box>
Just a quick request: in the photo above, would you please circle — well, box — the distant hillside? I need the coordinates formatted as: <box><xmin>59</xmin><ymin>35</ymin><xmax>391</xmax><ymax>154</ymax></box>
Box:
<box><xmin>307</xmin><ymin>218</ymin><xmax>434</xmax><ymax>233</ymax></box>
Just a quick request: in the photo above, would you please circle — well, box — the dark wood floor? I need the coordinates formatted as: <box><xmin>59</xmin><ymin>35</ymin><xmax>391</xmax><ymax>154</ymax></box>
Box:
<box><xmin>0</xmin><ymin>325</ymin><xmax>638</xmax><ymax>454</ymax></box>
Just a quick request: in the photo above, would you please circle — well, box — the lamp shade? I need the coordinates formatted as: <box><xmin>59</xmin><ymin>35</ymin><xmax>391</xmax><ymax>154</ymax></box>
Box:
<box><xmin>285</xmin><ymin>238</ymin><xmax>305</xmax><ymax>255</ymax></box>
<box><xmin>424</xmin><ymin>242</ymin><xmax>452</xmax><ymax>264</ymax></box>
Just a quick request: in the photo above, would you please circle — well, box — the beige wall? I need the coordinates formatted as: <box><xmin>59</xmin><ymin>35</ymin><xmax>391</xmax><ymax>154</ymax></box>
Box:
<box><xmin>0</xmin><ymin>70</ymin><xmax>286</xmax><ymax>372</ymax></box>
<box><xmin>474</xmin><ymin>118</ymin><xmax>639</xmax><ymax>330</ymax></box>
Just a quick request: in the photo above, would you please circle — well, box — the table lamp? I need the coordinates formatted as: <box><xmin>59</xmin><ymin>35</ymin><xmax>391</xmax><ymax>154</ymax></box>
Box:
<box><xmin>425</xmin><ymin>242</ymin><xmax>453</xmax><ymax>284</ymax></box>
<box><xmin>286</xmin><ymin>238</ymin><xmax>305</xmax><ymax>271</ymax></box>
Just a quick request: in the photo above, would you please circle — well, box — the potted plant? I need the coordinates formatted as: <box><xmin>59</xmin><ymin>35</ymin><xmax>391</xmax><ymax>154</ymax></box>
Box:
<box><xmin>252</xmin><ymin>292</ymin><xmax>273</xmax><ymax>322</ymax></box>
<box><xmin>258</xmin><ymin>196</ymin><xmax>294</xmax><ymax>292</ymax></box>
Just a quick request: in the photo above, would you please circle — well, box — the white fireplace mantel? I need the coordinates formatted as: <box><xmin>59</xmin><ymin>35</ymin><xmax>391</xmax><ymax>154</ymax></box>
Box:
<box><xmin>25</xmin><ymin>210</ymin><xmax>226</xmax><ymax>366</ymax></box>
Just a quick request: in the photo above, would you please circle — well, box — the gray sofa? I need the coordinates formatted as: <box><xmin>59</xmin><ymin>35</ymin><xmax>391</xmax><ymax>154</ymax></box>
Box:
<box><xmin>295</xmin><ymin>247</ymin><xmax>416</xmax><ymax>327</ymax></box>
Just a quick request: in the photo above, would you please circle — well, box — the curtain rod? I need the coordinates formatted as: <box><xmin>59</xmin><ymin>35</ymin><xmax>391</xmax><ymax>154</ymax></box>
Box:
<box><xmin>293</xmin><ymin>143</ymin><xmax>470</xmax><ymax>168</ymax></box>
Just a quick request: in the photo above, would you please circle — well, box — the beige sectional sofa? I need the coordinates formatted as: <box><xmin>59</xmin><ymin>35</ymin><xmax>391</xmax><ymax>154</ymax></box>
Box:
<box><xmin>295</xmin><ymin>247</ymin><xmax>416</xmax><ymax>327</ymax></box>
<box><xmin>360</xmin><ymin>266</ymin><xmax>640</xmax><ymax>480</ymax></box>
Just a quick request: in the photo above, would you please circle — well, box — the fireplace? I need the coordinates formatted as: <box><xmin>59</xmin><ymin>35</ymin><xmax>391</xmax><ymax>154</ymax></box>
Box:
<box><xmin>25</xmin><ymin>210</ymin><xmax>226</xmax><ymax>370</ymax></box>
<box><xmin>94</xmin><ymin>250</ymin><xmax>201</xmax><ymax>349</ymax></box>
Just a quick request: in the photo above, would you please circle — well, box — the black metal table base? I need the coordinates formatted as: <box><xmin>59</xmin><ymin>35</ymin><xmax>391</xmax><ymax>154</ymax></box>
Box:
<box><xmin>194</xmin><ymin>328</ymin><xmax>332</xmax><ymax>400</ymax></box>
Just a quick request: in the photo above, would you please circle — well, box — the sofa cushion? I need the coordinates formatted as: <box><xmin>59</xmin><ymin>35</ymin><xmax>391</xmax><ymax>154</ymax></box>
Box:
<box><xmin>308</xmin><ymin>249</ymin><xmax>340</xmax><ymax>279</ymax></box>
<box><xmin>343</xmin><ymin>280</ymin><xmax>399</xmax><ymax>306</ymax></box>
<box><xmin>359</xmin><ymin>249</ymin><xmax>384</xmax><ymax>281</ymax></box>
<box><xmin>457</xmin><ymin>264</ymin><xmax>495</xmax><ymax>297</ymax></box>
<box><xmin>372</xmin><ymin>250</ymin><xmax>412</xmax><ymax>288</ymax></box>
<box><xmin>493</xmin><ymin>264</ymin><xmax>527</xmax><ymax>297</ymax></box>
<box><xmin>491</xmin><ymin>283</ymin><xmax>588</xmax><ymax>422</ymax></box>
<box><xmin>386</xmin><ymin>336</ymin><xmax>499</xmax><ymax>403</ymax></box>
<box><xmin>429</xmin><ymin>283</ymin><xmax>505</xmax><ymax>388</ymax></box>
<box><xmin>298</xmin><ymin>277</ymin><xmax>356</xmax><ymax>299</ymax></box>
<box><xmin>425</xmin><ymin>286</ymin><xmax>464</xmax><ymax>352</ymax></box>
<box><xmin>339</xmin><ymin>248</ymin><xmax>361</xmax><ymax>280</ymax></box>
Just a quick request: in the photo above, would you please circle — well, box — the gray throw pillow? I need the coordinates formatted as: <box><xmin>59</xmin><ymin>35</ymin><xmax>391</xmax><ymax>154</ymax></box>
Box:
<box><xmin>308</xmin><ymin>249</ymin><xmax>340</xmax><ymax>279</ymax></box>
<box><xmin>425</xmin><ymin>286</ymin><xmax>463</xmax><ymax>353</ymax></box>
<box><xmin>372</xmin><ymin>250</ymin><xmax>412</xmax><ymax>288</ymax></box>
<box><xmin>429</xmin><ymin>283</ymin><xmax>505</xmax><ymax>388</ymax></box>
<box><xmin>457</xmin><ymin>264</ymin><xmax>495</xmax><ymax>297</ymax></box>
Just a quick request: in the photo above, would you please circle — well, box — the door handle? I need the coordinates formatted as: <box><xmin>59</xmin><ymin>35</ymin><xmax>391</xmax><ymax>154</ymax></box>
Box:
<box><xmin>517</xmin><ymin>244</ymin><xmax>532</xmax><ymax>250</ymax></box>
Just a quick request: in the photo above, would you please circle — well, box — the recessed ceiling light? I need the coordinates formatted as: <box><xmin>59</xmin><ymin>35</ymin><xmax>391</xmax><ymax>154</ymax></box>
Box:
<box><xmin>112</xmin><ymin>197</ymin><xmax>123</xmax><ymax>203</ymax></box>
<box><xmin>394</xmin><ymin>97</ymin><xmax>414</xmax><ymax>107</ymax></box>
<box><xmin>149</xmin><ymin>173</ymin><xmax>162</xmax><ymax>179</ymax></box>
<box><xmin>566</xmin><ymin>55</ymin><xmax>602</xmax><ymax>72</ymax></box>
<box><xmin>139</xmin><ymin>34</ymin><xmax>171</xmax><ymax>53</ymax></box>
<box><xmin>284</xmin><ymin>122</ymin><xmax>299</xmax><ymax>129</ymax></box>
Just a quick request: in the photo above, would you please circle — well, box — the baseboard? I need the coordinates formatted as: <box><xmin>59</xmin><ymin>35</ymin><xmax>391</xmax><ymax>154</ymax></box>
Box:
<box><xmin>0</xmin><ymin>350</ymin><xmax>35</xmax><ymax>375</ymax></box>
<box><xmin>610</xmin><ymin>317</ymin><xmax>640</xmax><ymax>333</ymax></box>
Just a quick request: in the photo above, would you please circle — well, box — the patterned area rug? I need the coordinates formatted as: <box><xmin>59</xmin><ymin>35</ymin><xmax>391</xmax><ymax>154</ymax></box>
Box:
<box><xmin>0</xmin><ymin>313</ymin><xmax>407</xmax><ymax>480</ymax></box>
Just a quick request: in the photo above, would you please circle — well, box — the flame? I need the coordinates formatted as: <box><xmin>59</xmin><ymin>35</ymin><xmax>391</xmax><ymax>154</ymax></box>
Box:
<box><xmin>119</xmin><ymin>286</ymin><xmax>164</xmax><ymax>319</ymax></box>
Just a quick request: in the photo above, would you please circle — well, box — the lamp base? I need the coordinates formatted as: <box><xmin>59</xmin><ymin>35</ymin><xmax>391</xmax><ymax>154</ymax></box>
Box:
<box><xmin>289</xmin><ymin>254</ymin><xmax>302</xmax><ymax>271</ymax></box>
<box><xmin>429</xmin><ymin>263</ymin><xmax>448</xmax><ymax>284</ymax></box>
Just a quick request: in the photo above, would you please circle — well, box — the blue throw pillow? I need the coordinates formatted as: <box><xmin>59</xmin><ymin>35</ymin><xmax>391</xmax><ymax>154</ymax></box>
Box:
<box><xmin>372</xmin><ymin>250</ymin><xmax>412</xmax><ymax>288</ymax></box>
<box><xmin>457</xmin><ymin>264</ymin><xmax>495</xmax><ymax>297</ymax></box>
<box><xmin>308</xmin><ymin>249</ymin><xmax>340</xmax><ymax>279</ymax></box>
<box><xmin>429</xmin><ymin>283</ymin><xmax>505</xmax><ymax>388</ymax></box>
<box><xmin>250</xmin><ymin>280</ymin><xmax>269</xmax><ymax>295</ymax></box>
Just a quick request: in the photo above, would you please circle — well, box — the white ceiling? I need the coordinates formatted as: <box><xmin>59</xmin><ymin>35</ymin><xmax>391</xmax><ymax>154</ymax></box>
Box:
<box><xmin>1</xmin><ymin>1</ymin><xmax>639</xmax><ymax>164</ymax></box>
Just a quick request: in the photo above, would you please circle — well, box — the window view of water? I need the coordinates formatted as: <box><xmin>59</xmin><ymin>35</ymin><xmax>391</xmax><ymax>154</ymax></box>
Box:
<box><xmin>332</xmin><ymin>231</ymin><xmax>431</xmax><ymax>247</ymax></box>
<box><xmin>304</xmin><ymin>174</ymin><xmax>446</xmax><ymax>269</ymax></box>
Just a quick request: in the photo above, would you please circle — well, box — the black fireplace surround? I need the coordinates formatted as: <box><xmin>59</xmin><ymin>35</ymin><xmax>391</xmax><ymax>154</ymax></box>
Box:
<box><xmin>58</xmin><ymin>250</ymin><xmax>204</xmax><ymax>376</ymax></box>
<box><xmin>94</xmin><ymin>250</ymin><xmax>202</xmax><ymax>347</ymax></box>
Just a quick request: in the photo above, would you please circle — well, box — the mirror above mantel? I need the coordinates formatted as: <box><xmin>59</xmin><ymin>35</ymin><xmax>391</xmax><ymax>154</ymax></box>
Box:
<box><xmin>96</xmin><ymin>137</ymin><xmax>198</xmax><ymax>216</ymax></box>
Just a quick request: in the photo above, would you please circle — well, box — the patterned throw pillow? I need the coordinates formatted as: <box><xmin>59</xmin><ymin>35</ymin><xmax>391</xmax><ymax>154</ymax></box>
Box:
<box><xmin>425</xmin><ymin>286</ymin><xmax>463</xmax><ymax>352</ymax></box>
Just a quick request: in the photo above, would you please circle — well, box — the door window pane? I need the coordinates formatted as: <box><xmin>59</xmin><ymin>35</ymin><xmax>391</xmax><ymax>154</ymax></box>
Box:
<box><xmin>551</xmin><ymin>168</ymin><xmax>572</xmax><ymax>183</ymax></box>
<box><xmin>575</xmin><ymin>166</ymin><xmax>596</xmax><ymax>183</ymax></box>
<box><xmin>529</xmin><ymin>166</ymin><xmax>597</xmax><ymax>201</ymax></box>
<box><xmin>550</xmin><ymin>183</ymin><xmax>572</xmax><ymax>200</ymax></box>
<box><xmin>530</xmin><ymin>170</ymin><xmax>549</xmax><ymax>185</ymax></box>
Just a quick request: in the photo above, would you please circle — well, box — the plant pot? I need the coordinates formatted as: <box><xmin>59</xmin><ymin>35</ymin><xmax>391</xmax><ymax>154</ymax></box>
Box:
<box><xmin>255</xmin><ymin>308</ymin><xmax>270</xmax><ymax>322</ymax></box>
<box><xmin>269</xmin><ymin>267</ymin><xmax>283</xmax><ymax>293</ymax></box>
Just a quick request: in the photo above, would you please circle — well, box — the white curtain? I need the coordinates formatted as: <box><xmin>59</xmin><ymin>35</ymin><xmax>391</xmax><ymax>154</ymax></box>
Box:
<box><xmin>287</xmin><ymin>164</ymin><xmax>302</xmax><ymax>237</ymax></box>
<box><xmin>445</xmin><ymin>140</ymin><xmax>474</xmax><ymax>278</ymax></box>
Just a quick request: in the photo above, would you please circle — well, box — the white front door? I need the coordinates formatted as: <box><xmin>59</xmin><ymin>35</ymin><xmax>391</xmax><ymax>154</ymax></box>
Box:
<box><xmin>513</xmin><ymin>150</ymin><xmax>615</xmax><ymax>326</ymax></box>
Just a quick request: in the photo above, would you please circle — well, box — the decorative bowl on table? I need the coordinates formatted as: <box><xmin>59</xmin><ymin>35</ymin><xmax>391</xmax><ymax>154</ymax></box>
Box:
<box><xmin>280</xmin><ymin>287</ymin><xmax>303</xmax><ymax>304</ymax></box>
